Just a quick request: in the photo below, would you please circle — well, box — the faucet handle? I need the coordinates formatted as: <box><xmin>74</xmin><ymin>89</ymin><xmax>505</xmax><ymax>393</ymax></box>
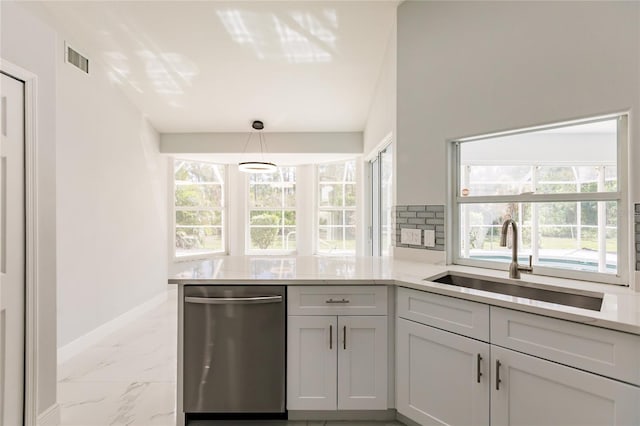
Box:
<box><xmin>519</xmin><ymin>255</ymin><xmax>534</xmax><ymax>273</ymax></box>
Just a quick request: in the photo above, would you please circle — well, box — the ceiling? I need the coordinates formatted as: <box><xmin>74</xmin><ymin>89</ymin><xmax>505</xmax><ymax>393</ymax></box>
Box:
<box><xmin>37</xmin><ymin>1</ymin><xmax>398</xmax><ymax>134</ymax></box>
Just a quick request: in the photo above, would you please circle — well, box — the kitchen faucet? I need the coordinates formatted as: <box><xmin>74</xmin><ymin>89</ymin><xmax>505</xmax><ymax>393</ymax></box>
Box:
<box><xmin>499</xmin><ymin>219</ymin><xmax>533</xmax><ymax>279</ymax></box>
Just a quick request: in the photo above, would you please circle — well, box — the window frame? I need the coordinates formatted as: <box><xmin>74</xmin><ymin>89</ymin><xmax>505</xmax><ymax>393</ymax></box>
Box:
<box><xmin>172</xmin><ymin>158</ymin><xmax>228</xmax><ymax>260</ymax></box>
<box><xmin>245</xmin><ymin>166</ymin><xmax>298</xmax><ymax>255</ymax></box>
<box><xmin>448</xmin><ymin>114</ymin><xmax>629</xmax><ymax>286</ymax></box>
<box><xmin>315</xmin><ymin>159</ymin><xmax>358</xmax><ymax>256</ymax></box>
<box><xmin>367</xmin><ymin>143</ymin><xmax>395</xmax><ymax>257</ymax></box>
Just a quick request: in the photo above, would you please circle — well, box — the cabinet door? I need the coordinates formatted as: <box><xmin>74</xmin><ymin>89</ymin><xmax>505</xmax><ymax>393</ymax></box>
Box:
<box><xmin>491</xmin><ymin>345</ymin><xmax>640</xmax><ymax>426</ymax></box>
<box><xmin>287</xmin><ymin>316</ymin><xmax>337</xmax><ymax>410</ymax></box>
<box><xmin>337</xmin><ymin>316</ymin><xmax>388</xmax><ymax>410</ymax></box>
<box><xmin>396</xmin><ymin>318</ymin><xmax>490</xmax><ymax>426</ymax></box>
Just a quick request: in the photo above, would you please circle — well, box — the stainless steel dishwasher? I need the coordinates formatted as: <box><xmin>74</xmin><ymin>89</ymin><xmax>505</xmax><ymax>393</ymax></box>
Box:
<box><xmin>183</xmin><ymin>285</ymin><xmax>286</xmax><ymax>417</ymax></box>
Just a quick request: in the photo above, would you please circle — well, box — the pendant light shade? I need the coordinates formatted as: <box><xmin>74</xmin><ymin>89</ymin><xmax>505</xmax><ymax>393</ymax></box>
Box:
<box><xmin>238</xmin><ymin>161</ymin><xmax>278</xmax><ymax>173</ymax></box>
<box><xmin>239</xmin><ymin>120</ymin><xmax>277</xmax><ymax>173</ymax></box>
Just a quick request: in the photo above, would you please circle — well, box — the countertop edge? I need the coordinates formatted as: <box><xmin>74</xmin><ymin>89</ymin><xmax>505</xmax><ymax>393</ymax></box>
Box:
<box><xmin>169</xmin><ymin>277</ymin><xmax>640</xmax><ymax>336</ymax></box>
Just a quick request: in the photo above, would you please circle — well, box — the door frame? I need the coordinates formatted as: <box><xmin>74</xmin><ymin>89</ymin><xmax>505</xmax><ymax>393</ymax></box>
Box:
<box><xmin>1</xmin><ymin>58</ymin><xmax>40</xmax><ymax>426</ymax></box>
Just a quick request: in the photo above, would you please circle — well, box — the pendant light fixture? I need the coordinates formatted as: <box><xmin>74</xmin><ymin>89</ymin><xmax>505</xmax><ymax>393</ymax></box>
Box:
<box><xmin>238</xmin><ymin>120</ymin><xmax>277</xmax><ymax>173</ymax></box>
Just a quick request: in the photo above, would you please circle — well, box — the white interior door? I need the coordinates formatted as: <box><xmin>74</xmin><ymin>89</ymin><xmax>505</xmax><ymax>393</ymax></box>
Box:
<box><xmin>0</xmin><ymin>72</ymin><xmax>25</xmax><ymax>426</ymax></box>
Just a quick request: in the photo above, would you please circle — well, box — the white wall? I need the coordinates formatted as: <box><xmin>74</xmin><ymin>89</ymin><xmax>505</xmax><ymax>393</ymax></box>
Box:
<box><xmin>363</xmin><ymin>18</ymin><xmax>397</xmax><ymax>159</ymax></box>
<box><xmin>396</xmin><ymin>1</ymin><xmax>640</xmax><ymax>280</ymax></box>
<box><xmin>362</xmin><ymin>19</ymin><xmax>398</xmax><ymax>257</ymax></box>
<box><xmin>56</xmin><ymin>34</ymin><xmax>168</xmax><ymax>347</ymax></box>
<box><xmin>161</xmin><ymin>131</ymin><xmax>363</xmax><ymax>155</ymax></box>
<box><xmin>397</xmin><ymin>0</ymin><xmax>639</xmax><ymax>204</ymax></box>
<box><xmin>1</xmin><ymin>1</ymin><xmax>58</xmax><ymax>415</ymax></box>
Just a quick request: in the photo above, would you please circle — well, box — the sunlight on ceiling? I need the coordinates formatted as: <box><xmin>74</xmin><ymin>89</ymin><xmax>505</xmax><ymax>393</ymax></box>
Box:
<box><xmin>217</xmin><ymin>8</ymin><xmax>338</xmax><ymax>63</ymax></box>
<box><xmin>35</xmin><ymin>0</ymin><xmax>398</xmax><ymax>132</ymax></box>
<box><xmin>107</xmin><ymin>49</ymin><xmax>200</xmax><ymax>97</ymax></box>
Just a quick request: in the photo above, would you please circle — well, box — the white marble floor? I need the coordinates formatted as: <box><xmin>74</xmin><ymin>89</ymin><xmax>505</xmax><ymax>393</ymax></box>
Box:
<box><xmin>57</xmin><ymin>289</ymin><xmax>178</xmax><ymax>426</ymax></box>
<box><xmin>57</xmin><ymin>289</ymin><xmax>405</xmax><ymax>426</ymax></box>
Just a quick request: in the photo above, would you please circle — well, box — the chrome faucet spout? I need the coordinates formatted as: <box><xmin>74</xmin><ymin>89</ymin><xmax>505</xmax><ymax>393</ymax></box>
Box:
<box><xmin>499</xmin><ymin>219</ymin><xmax>532</xmax><ymax>279</ymax></box>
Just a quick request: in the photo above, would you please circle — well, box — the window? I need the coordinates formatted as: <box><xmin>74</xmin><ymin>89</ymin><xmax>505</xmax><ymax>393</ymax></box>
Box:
<box><xmin>370</xmin><ymin>144</ymin><xmax>393</xmax><ymax>256</ymax></box>
<box><xmin>174</xmin><ymin>160</ymin><xmax>225</xmax><ymax>257</ymax></box>
<box><xmin>317</xmin><ymin>160</ymin><xmax>356</xmax><ymax>254</ymax></box>
<box><xmin>248</xmin><ymin>167</ymin><xmax>296</xmax><ymax>252</ymax></box>
<box><xmin>452</xmin><ymin>115</ymin><xmax>628</xmax><ymax>284</ymax></box>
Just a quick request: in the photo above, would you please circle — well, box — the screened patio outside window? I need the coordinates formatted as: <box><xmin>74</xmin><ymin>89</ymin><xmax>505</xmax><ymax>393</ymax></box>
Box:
<box><xmin>452</xmin><ymin>115</ymin><xmax>628</xmax><ymax>285</ymax></box>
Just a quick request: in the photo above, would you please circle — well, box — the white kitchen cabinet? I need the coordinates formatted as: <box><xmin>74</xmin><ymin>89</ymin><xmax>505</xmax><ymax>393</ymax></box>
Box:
<box><xmin>491</xmin><ymin>306</ymin><xmax>640</xmax><ymax>386</ymax></box>
<box><xmin>288</xmin><ymin>315</ymin><xmax>388</xmax><ymax>411</ymax></box>
<box><xmin>491</xmin><ymin>345</ymin><xmax>639</xmax><ymax>426</ymax></box>
<box><xmin>397</xmin><ymin>287</ymin><xmax>489</xmax><ymax>341</ymax></box>
<box><xmin>287</xmin><ymin>315</ymin><xmax>337</xmax><ymax>410</ymax></box>
<box><xmin>288</xmin><ymin>286</ymin><xmax>387</xmax><ymax>316</ymax></box>
<box><xmin>396</xmin><ymin>317</ymin><xmax>490</xmax><ymax>426</ymax></box>
<box><xmin>337</xmin><ymin>316</ymin><xmax>388</xmax><ymax>410</ymax></box>
<box><xmin>287</xmin><ymin>286</ymin><xmax>388</xmax><ymax>411</ymax></box>
<box><xmin>396</xmin><ymin>287</ymin><xmax>640</xmax><ymax>426</ymax></box>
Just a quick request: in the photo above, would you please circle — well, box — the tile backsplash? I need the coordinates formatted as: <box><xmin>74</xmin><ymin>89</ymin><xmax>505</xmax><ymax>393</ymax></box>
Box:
<box><xmin>394</xmin><ymin>205</ymin><xmax>445</xmax><ymax>251</ymax></box>
<box><xmin>635</xmin><ymin>203</ymin><xmax>640</xmax><ymax>271</ymax></box>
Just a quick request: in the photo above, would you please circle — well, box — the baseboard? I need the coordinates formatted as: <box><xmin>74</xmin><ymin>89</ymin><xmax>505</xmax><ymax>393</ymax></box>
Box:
<box><xmin>57</xmin><ymin>290</ymin><xmax>169</xmax><ymax>364</ymax></box>
<box><xmin>396</xmin><ymin>412</ymin><xmax>421</xmax><ymax>426</ymax></box>
<box><xmin>288</xmin><ymin>409</ymin><xmax>396</xmax><ymax>421</ymax></box>
<box><xmin>37</xmin><ymin>403</ymin><xmax>59</xmax><ymax>426</ymax></box>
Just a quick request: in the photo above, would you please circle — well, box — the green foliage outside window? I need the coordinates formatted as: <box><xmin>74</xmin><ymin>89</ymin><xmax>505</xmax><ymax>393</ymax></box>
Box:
<box><xmin>250</xmin><ymin>213</ymin><xmax>280</xmax><ymax>249</ymax></box>
<box><xmin>174</xmin><ymin>160</ymin><xmax>225</xmax><ymax>255</ymax></box>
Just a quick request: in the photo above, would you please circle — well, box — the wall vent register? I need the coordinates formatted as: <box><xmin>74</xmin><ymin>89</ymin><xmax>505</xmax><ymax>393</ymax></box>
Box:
<box><xmin>65</xmin><ymin>43</ymin><xmax>89</xmax><ymax>74</ymax></box>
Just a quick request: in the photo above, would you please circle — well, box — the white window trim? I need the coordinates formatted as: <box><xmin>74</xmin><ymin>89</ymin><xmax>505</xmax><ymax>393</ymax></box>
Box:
<box><xmin>172</xmin><ymin>159</ymin><xmax>228</xmax><ymax>261</ymax></box>
<box><xmin>448</xmin><ymin>114</ymin><xmax>630</xmax><ymax>286</ymax></box>
<box><xmin>369</xmin><ymin>141</ymin><xmax>393</xmax><ymax>257</ymax></box>
<box><xmin>315</xmin><ymin>159</ymin><xmax>358</xmax><ymax>256</ymax></box>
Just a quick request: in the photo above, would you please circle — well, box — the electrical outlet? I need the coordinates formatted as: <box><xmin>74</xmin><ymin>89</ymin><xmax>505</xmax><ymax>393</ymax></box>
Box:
<box><xmin>401</xmin><ymin>228</ymin><xmax>422</xmax><ymax>245</ymax></box>
<box><xmin>424</xmin><ymin>230</ymin><xmax>435</xmax><ymax>247</ymax></box>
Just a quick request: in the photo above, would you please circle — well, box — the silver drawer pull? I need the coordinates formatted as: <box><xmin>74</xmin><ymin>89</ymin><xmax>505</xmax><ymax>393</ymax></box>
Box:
<box><xmin>326</xmin><ymin>298</ymin><xmax>350</xmax><ymax>304</ymax></box>
<box><xmin>185</xmin><ymin>296</ymin><xmax>282</xmax><ymax>305</ymax></box>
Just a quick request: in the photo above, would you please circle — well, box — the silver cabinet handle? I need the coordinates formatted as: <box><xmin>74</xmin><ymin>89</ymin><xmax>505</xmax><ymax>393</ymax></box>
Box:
<box><xmin>496</xmin><ymin>360</ymin><xmax>502</xmax><ymax>390</ymax></box>
<box><xmin>477</xmin><ymin>354</ymin><xmax>483</xmax><ymax>383</ymax></box>
<box><xmin>329</xmin><ymin>325</ymin><xmax>333</xmax><ymax>350</ymax></box>
<box><xmin>185</xmin><ymin>296</ymin><xmax>282</xmax><ymax>305</ymax></box>
<box><xmin>326</xmin><ymin>298</ymin><xmax>350</xmax><ymax>304</ymax></box>
<box><xmin>343</xmin><ymin>326</ymin><xmax>347</xmax><ymax>350</ymax></box>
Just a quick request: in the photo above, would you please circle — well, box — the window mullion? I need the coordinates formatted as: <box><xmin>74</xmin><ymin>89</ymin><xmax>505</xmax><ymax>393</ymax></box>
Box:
<box><xmin>531</xmin><ymin>166</ymin><xmax>539</xmax><ymax>264</ymax></box>
<box><xmin>457</xmin><ymin>192</ymin><xmax>620</xmax><ymax>204</ymax></box>
<box><xmin>597</xmin><ymin>167</ymin><xmax>607</xmax><ymax>273</ymax></box>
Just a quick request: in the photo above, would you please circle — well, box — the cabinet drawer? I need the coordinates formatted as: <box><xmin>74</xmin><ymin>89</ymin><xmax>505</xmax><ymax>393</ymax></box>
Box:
<box><xmin>288</xmin><ymin>286</ymin><xmax>387</xmax><ymax>316</ymax></box>
<box><xmin>491</xmin><ymin>307</ymin><xmax>640</xmax><ymax>386</ymax></box>
<box><xmin>397</xmin><ymin>287</ymin><xmax>490</xmax><ymax>341</ymax></box>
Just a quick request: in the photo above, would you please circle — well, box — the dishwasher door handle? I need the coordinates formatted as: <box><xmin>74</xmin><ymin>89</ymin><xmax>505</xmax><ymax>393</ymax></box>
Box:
<box><xmin>185</xmin><ymin>295</ymin><xmax>283</xmax><ymax>305</ymax></box>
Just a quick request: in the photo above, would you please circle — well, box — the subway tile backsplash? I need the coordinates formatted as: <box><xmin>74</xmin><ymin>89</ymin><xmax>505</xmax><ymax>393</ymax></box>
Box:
<box><xmin>394</xmin><ymin>205</ymin><xmax>445</xmax><ymax>251</ymax></box>
<box><xmin>635</xmin><ymin>203</ymin><xmax>640</xmax><ymax>271</ymax></box>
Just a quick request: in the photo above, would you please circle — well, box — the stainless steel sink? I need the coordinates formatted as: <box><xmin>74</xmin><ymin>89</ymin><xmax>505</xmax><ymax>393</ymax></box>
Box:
<box><xmin>426</xmin><ymin>273</ymin><xmax>603</xmax><ymax>311</ymax></box>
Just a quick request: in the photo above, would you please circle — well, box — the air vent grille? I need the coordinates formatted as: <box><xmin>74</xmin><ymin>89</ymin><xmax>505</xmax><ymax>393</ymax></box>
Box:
<box><xmin>66</xmin><ymin>45</ymin><xmax>89</xmax><ymax>74</ymax></box>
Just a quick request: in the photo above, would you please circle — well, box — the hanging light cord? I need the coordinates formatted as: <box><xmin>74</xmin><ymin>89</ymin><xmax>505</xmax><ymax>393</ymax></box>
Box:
<box><xmin>241</xmin><ymin>129</ymin><xmax>269</xmax><ymax>161</ymax></box>
<box><xmin>241</xmin><ymin>131</ymin><xmax>254</xmax><ymax>154</ymax></box>
<box><xmin>259</xmin><ymin>131</ymin><xmax>267</xmax><ymax>161</ymax></box>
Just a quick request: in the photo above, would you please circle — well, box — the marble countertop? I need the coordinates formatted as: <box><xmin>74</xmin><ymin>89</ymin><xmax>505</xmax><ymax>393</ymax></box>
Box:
<box><xmin>168</xmin><ymin>256</ymin><xmax>640</xmax><ymax>335</ymax></box>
